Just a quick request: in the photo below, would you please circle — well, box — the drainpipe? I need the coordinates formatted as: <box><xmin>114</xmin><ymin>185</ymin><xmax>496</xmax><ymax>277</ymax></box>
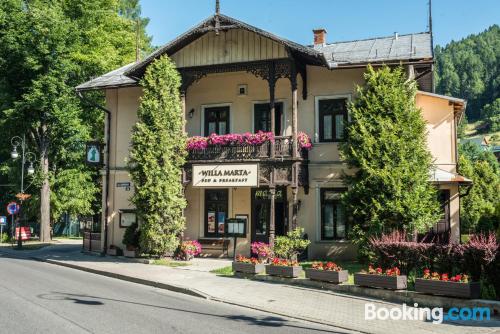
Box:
<box><xmin>76</xmin><ymin>90</ymin><xmax>111</xmax><ymax>256</ymax></box>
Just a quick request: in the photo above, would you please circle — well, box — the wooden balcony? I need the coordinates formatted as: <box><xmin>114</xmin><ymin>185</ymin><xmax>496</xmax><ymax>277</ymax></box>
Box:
<box><xmin>187</xmin><ymin>136</ymin><xmax>305</xmax><ymax>162</ymax></box>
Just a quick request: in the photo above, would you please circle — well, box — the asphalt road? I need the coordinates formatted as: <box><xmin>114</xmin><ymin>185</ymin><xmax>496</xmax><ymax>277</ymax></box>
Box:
<box><xmin>0</xmin><ymin>254</ymin><xmax>353</xmax><ymax>334</ymax></box>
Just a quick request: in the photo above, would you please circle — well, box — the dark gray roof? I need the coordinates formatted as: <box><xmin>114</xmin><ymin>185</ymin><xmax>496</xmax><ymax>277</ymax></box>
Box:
<box><xmin>315</xmin><ymin>32</ymin><xmax>432</xmax><ymax>67</ymax></box>
<box><xmin>76</xmin><ymin>15</ymin><xmax>433</xmax><ymax>91</ymax></box>
<box><xmin>75</xmin><ymin>63</ymin><xmax>138</xmax><ymax>91</ymax></box>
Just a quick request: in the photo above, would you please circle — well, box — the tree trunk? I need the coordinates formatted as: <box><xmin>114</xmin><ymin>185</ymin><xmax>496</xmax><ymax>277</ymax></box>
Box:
<box><xmin>40</xmin><ymin>151</ymin><xmax>51</xmax><ymax>242</ymax></box>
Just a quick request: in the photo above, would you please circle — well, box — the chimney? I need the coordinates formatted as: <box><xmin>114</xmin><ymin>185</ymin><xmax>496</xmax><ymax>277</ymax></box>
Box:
<box><xmin>313</xmin><ymin>28</ymin><xmax>327</xmax><ymax>47</ymax></box>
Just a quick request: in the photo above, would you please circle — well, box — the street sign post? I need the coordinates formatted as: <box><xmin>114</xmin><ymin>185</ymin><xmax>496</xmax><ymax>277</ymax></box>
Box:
<box><xmin>0</xmin><ymin>216</ymin><xmax>6</xmax><ymax>242</ymax></box>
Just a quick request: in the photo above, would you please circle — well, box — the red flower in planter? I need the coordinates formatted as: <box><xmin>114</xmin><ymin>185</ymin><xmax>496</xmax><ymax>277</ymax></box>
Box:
<box><xmin>423</xmin><ymin>268</ymin><xmax>431</xmax><ymax>279</ymax></box>
<box><xmin>236</xmin><ymin>255</ymin><xmax>261</xmax><ymax>264</ymax></box>
<box><xmin>271</xmin><ymin>258</ymin><xmax>298</xmax><ymax>267</ymax></box>
<box><xmin>364</xmin><ymin>265</ymin><xmax>400</xmax><ymax>276</ymax></box>
<box><xmin>311</xmin><ymin>261</ymin><xmax>343</xmax><ymax>271</ymax></box>
<box><xmin>422</xmin><ymin>271</ymin><xmax>469</xmax><ymax>282</ymax></box>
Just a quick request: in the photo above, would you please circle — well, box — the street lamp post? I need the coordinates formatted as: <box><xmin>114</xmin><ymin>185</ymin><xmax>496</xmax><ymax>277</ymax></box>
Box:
<box><xmin>10</xmin><ymin>135</ymin><xmax>36</xmax><ymax>249</ymax></box>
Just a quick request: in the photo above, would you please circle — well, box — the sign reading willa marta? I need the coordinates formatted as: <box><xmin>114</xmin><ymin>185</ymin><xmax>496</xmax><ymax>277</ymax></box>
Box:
<box><xmin>192</xmin><ymin>164</ymin><xmax>259</xmax><ymax>187</ymax></box>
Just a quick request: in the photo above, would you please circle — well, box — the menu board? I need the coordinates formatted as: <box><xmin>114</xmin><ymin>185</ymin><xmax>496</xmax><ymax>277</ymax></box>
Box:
<box><xmin>207</xmin><ymin>211</ymin><xmax>216</xmax><ymax>233</ymax></box>
<box><xmin>217</xmin><ymin>212</ymin><xmax>226</xmax><ymax>234</ymax></box>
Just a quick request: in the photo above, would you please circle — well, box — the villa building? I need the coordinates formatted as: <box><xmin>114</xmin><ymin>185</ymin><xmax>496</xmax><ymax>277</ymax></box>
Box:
<box><xmin>77</xmin><ymin>11</ymin><xmax>470</xmax><ymax>259</ymax></box>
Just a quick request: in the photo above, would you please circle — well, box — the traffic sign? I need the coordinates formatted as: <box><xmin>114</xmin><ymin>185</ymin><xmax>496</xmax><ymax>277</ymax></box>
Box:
<box><xmin>6</xmin><ymin>202</ymin><xmax>19</xmax><ymax>215</ymax></box>
<box><xmin>0</xmin><ymin>216</ymin><xmax>6</xmax><ymax>226</ymax></box>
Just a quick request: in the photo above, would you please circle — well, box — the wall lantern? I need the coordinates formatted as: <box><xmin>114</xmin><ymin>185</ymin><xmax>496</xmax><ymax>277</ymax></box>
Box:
<box><xmin>188</xmin><ymin>108</ymin><xmax>195</xmax><ymax>118</ymax></box>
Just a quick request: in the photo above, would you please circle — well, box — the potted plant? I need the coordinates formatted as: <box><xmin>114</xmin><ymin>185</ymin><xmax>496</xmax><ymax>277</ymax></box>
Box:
<box><xmin>354</xmin><ymin>265</ymin><xmax>407</xmax><ymax>290</ymax></box>
<box><xmin>232</xmin><ymin>255</ymin><xmax>266</xmax><ymax>274</ymax></box>
<box><xmin>305</xmin><ymin>261</ymin><xmax>348</xmax><ymax>284</ymax></box>
<box><xmin>415</xmin><ymin>269</ymin><xmax>480</xmax><ymax>299</ymax></box>
<box><xmin>274</xmin><ymin>228</ymin><xmax>311</xmax><ymax>262</ymax></box>
<box><xmin>265</xmin><ymin>258</ymin><xmax>302</xmax><ymax>278</ymax></box>
<box><xmin>179</xmin><ymin>240</ymin><xmax>202</xmax><ymax>261</ymax></box>
<box><xmin>122</xmin><ymin>222</ymin><xmax>140</xmax><ymax>257</ymax></box>
<box><xmin>251</xmin><ymin>242</ymin><xmax>272</xmax><ymax>262</ymax></box>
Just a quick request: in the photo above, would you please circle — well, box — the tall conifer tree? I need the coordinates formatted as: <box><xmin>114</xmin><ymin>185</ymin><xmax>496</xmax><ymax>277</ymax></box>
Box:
<box><xmin>129</xmin><ymin>56</ymin><xmax>187</xmax><ymax>256</ymax></box>
<box><xmin>340</xmin><ymin>66</ymin><xmax>440</xmax><ymax>249</ymax></box>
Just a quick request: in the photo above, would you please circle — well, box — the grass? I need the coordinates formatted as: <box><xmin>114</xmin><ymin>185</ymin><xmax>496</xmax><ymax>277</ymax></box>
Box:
<box><xmin>209</xmin><ymin>260</ymin><xmax>364</xmax><ymax>282</ymax></box>
<box><xmin>210</xmin><ymin>266</ymin><xmax>234</xmax><ymax>276</ymax></box>
<box><xmin>152</xmin><ymin>258</ymin><xmax>190</xmax><ymax>267</ymax></box>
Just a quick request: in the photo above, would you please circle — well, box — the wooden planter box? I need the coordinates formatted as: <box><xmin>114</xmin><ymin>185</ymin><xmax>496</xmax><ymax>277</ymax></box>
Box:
<box><xmin>232</xmin><ymin>262</ymin><xmax>266</xmax><ymax>274</ymax></box>
<box><xmin>354</xmin><ymin>273</ymin><xmax>407</xmax><ymax>290</ymax></box>
<box><xmin>266</xmin><ymin>265</ymin><xmax>302</xmax><ymax>278</ymax></box>
<box><xmin>415</xmin><ymin>279</ymin><xmax>480</xmax><ymax>299</ymax></box>
<box><xmin>305</xmin><ymin>269</ymin><xmax>349</xmax><ymax>284</ymax></box>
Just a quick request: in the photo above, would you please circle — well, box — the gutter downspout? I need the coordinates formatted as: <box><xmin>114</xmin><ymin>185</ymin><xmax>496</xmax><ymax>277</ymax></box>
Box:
<box><xmin>76</xmin><ymin>90</ymin><xmax>111</xmax><ymax>256</ymax></box>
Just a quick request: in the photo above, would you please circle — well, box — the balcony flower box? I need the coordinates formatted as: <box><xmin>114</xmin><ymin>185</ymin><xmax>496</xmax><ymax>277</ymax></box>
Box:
<box><xmin>304</xmin><ymin>262</ymin><xmax>348</xmax><ymax>284</ymax></box>
<box><xmin>415</xmin><ymin>270</ymin><xmax>480</xmax><ymax>299</ymax></box>
<box><xmin>232</xmin><ymin>255</ymin><xmax>266</xmax><ymax>274</ymax></box>
<box><xmin>354</xmin><ymin>266</ymin><xmax>407</xmax><ymax>290</ymax></box>
<box><xmin>265</xmin><ymin>258</ymin><xmax>302</xmax><ymax>278</ymax></box>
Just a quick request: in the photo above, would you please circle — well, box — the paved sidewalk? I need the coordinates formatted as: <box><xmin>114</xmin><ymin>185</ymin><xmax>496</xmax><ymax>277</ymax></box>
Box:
<box><xmin>1</xmin><ymin>243</ymin><xmax>498</xmax><ymax>334</ymax></box>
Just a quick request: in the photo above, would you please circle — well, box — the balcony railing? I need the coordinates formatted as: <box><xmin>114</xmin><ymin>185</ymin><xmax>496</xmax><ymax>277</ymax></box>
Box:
<box><xmin>187</xmin><ymin>136</ymin><xmax>304</xmax><ymax>162</ymax></box>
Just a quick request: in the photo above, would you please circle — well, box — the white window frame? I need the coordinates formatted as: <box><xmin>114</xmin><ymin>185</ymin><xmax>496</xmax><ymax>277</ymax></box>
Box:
<box><xmin>314</xmin><ymin>94</ymin><xmax>351</xmax><ymax>143</ymax></box>
<box><xmin>200</xmin><ymin>103</ymin><xmax>232</xmax><ymax>136</ymax></box>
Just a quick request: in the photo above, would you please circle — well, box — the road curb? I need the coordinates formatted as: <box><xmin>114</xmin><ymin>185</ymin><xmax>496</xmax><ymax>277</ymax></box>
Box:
<box><xmin>36</xmin><ymin>257</ymin><xmax>360</xmax><ymax>331</ymax></box>
<box><xmin>41</xmin><ymin>259</ymin><xmax>211</xmax><ymax>300</ymax></box>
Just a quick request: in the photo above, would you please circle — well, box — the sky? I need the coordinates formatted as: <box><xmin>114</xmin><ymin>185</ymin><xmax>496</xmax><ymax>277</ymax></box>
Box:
<box><xmin>140</xmin><ymin>0</ymin><xmax>499</xmax><ymax>48</ymax></box>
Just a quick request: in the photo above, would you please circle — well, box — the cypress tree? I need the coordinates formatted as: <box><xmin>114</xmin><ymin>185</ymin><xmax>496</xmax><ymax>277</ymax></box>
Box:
<box><xmin>340</xmin><ymin>65</ymin><xmax>440</xmax><ymax>249</ymax></box>
<box><xmin>129</xmin><ymin>55</ymin><xmax>186</xmax><ymax>256</ymax></box>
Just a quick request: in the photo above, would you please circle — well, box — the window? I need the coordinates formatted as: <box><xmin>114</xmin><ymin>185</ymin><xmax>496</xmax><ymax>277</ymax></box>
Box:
<box><xmin>254</xmin><ymin>102</ymin><xmax>283</xmax><ymax>135</ymax></box>
<box><xmin>205</xmin><ymin>189</ymin><xmax>228</xmax><ymax>237</ymax></box>
<box><xmin>204</xmin><ymin>106</ymin><xmax>230</xmax><ymax>135</ymax></box>
<box><xmin>119</xmin><ymin>210</ymin><xmax>136</xmax><ymax>228</ymax></box>
<box><xmin>320</xmin><ymin>188</ymin><xmax>347</xmax><ymax>240</ymax></box>
<box><xmin>318</xmin><ymin>98</ymin><xmax>347</xmax><ymax>142</ymax></box>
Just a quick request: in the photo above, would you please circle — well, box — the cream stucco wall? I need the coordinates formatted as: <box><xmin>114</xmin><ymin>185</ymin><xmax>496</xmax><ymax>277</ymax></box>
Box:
<box><xmin>417</xmin><ymin>94</ymin><xmax>458</xmax><ymax>173</ymax></box>
<box><xmin>99</xmin><ymin>65</ymin><xmax>462</xmax><ymax>259</ymax></box>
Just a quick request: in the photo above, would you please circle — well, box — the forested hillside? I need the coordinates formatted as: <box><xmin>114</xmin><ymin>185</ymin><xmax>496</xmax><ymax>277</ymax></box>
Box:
<box><xmin>434</xmin><ymin>25</ymin><xmax>499</xmax><ymax>134</ymax></box>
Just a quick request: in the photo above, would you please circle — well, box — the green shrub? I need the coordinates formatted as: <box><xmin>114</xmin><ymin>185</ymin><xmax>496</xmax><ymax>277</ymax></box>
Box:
<box><xmin>274</xmin><ymin>228</ymin><xmax>310</xmax><ymax>260</ymax></box>
<box><xmin>122</xmin><ymin>222</ymin><xmax>140</xmax><ymax>250</ymax></box>
<box><xmin>1</xmin><ymin>233</ymin><xmax>10</xmax><ymax>243</ymax></box>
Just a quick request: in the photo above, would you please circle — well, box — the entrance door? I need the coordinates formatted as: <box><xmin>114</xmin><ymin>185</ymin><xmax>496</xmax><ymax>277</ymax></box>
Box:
<box><xmin>205</xmin><ymin>189</ymin><xmax>228</xmax><ymax>237</ymax></box>
<box><xmin>251</xmin><ymin>188</ymin><xmax>287</xmax><ymax>243</ymax></box>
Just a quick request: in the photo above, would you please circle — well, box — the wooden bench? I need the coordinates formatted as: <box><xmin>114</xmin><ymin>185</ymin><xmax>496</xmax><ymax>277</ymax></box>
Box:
<box><xmin>198</xmin><ymin>238</ymin><xmax>230</xmax><ymax>257</ymax></box>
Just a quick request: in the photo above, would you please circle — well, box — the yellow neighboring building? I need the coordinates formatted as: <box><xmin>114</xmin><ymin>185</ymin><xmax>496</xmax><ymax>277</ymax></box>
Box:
<box><xmin>77</xmin><ymin>12</ymin><xmax>470</xmax><ymax>259</ymax></box>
